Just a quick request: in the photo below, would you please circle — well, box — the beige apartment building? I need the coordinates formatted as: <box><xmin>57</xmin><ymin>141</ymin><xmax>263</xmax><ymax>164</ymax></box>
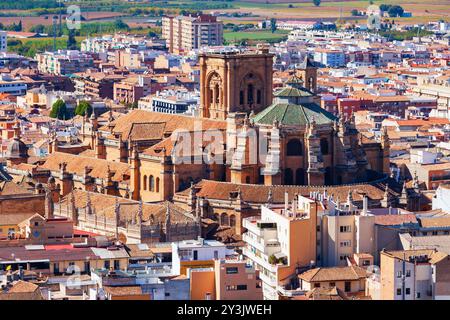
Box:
<box><xmin>242</xmin><ymin>194</ymin><xmax>318</xmax><ymax>300</ymax></box>
<box><xmin>379</xmin><ymin>249</ymin><xmax>450</xmax><ymax>300</ymax></box>
<box><xmin>162</xmin><ymin>14</ymin><xmax>223</xmax><ymax>53</ymax></box>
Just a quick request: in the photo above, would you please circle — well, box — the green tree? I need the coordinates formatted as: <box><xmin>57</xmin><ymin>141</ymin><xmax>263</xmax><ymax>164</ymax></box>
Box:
<box><xmin>313</xmin><ymin>0</ymin><xmax>321</xmax><ymax>7</ymax></box>
<box><xmin>351</xmin><ymin>9</ymin><xmax>359</xmax><ymax>16</ymax></box>
<box><xmin>50</xmin><ymin>99</ymin><xmax>68</xmax><ymax>120</ymax></box>
<box><xmin>75</xmin><ymin>100</ymin><xmax>92</xmax><ymax>117</ymax></box>
<box><xmin>30</xmin><ymin>24</ymin><xmax>46</xmax><ymax>34</ymax></box>
<box><xmin>270</xmin><ymin>18</ymin><xmax>277</xmax><ymax>33</ymax></box>
<box><xmin>67</xmin><ymin>29</ymin><xmax>77</xmax><ymax>50</ymax></box>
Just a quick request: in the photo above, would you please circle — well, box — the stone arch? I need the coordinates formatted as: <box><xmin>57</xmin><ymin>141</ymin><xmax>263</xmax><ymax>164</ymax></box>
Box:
<box><xmin>143</xmin><ymin>175</ymin><xmax>147</xmax><ymax>190</ymax></box>
<box><xmin>239</xmin><ymin>72</ymin><xmax>264</xmax><ymax>110</ymax></box>
<box><xmin>156</xmin><ymin>177</ymin><xmax>160</xmax><ymax>193</ymax></box>
<box><xmin>205</xmin><ymin>71</ymin><xmax>223</xmax><ymax>116</ymax></box>
<box><xmin>287</xmin><ymin>139</ymin><xmax>303</xmax><ymax>156</ymax></box>
<box><xmin>220</xmin><ymin>213</ymin><xmax>229</xmax><ymax>226</ymax></box>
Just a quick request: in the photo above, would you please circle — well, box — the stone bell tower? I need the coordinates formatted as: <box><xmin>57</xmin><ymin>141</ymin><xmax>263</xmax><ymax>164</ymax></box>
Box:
<box><xmin>199</xmin><ymin>45</ymin><xmax>274</xmax><ymax>120</ymax></box>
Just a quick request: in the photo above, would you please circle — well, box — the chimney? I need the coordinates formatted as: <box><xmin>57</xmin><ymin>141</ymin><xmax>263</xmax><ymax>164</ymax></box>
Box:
<box><xmin>284</xmin><ymin>192</ymin><xmax>289</xmax><ymax>213</ymax></box>
<box><xmin>363</xmin><ymin>195</ymin><xmax>368</xmax><ymax>215</ymax></box>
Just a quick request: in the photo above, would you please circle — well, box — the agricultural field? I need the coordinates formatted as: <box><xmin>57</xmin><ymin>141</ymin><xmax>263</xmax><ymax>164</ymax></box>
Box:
<box><xmin>211</xmin><ymin>0</ymin><xmax>450</xmax><ymax>24</ymax></box>
<box><xmin>224</xmin><ymin>29</ymin><xmax>290</xmax><ymax>44</ymax></box>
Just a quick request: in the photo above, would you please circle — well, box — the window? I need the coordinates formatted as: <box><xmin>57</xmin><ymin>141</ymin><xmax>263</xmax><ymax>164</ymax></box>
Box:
<box><xmin>314</xmin><ymin>283</ymin><xmax>320</xmax><ymax>288</ymax></box>
<box><xmin>226</xmin><ymin>267</ymin><xmax>238</xmax><ymax>274</ymax></box>
<box><xmin>397</xmin><ymin>288</ymin><xmax>402</xmax><ymax>296</ymax></box>
<box><xmin>406</xmin><ymin>270</ymin><xmax>411</xmax><ymax>277</ymax></box>
<box><xmin>149</xmin><ymin>176</ymin><xmax>155</xmax><ymax>192</ymax></box>
<box><xmin>156</xmin><ymin>177</ymin><xmax>160</xmax><ymax>193</ymax></box>
<box><xmin>432</xmin><ymin>231</ymin><xmax>438</xmax><ymax>236</ymax></box>
<box><xmin>329</xmin><ymin>282</ymin><xmax>336</xmax><ymax>287</ymax></box>
<box><xmin>416</xmin><ymin>292</ymin><xmax>421</xmax><ymax>299</ymax></box>
<box><xmin>230</xmin><ymin>215</ymin><xmax>236</xmax><ymax>227</ymax></box>
<box><xmin>257</xmin><ymin>89</ymin><xmax>261</xmax><ymax>104</ymax></box>
<box><xmin>363</xmin><ymin>260</ymin><xmax>370</xmax><ymax>266</ymax></box>
<box><xmin>114</xmin><ymin>260</ymin><xmax>120</xmax><ymax>270</ymax></box>
<box><xmin>397</xmin><ymin>271</ymin><xmax>402</xmax><ymax>278</ymax></box>
<box><xmin>316</xmin><ymin>226</ymin><xmax>321</xmax><ymax>232</ymax></box>
<box><xmin>143</xmin><ymin>175</ymin><xmax>147</xmax><ymax>190</ymax></box>
<box><xmin>84</xmin><ymin>261</ymin><xmax>90</xmax><ymax>273</ymax></box>
<box><xmin>236</xmin><ymin>285</ymin><xmax>247</xmax><ymax>291</ymax></box>
<box><xmin>239</xmin><ymin>90</ymin><xmax>244</xmax><ymax>105</ymax></box>
<box><xmin>296</xmin><ymin>168</ymin><xmax>305</xmax><ymax>185</ymax></box>
<box><xmin>340</xmin><ymin>240</ymin><xmax>351</xmax><ymax>247</ymax></box>
<box><xmin>34</xmin><ymin>222</ymin><xmax>39</xmax><ymax>227</ymax></box>
<box><xmin>340</xmin><ymin>255</ymin><xmax>350</xmax><ymax>261</ymax></box>
<box><xmin>405</xmin><ymin>288</ymin><xmax>410</xmax><ymax>295</ymax></box>
<box><xmin>193</xmin><ymin>250</ymin><xmax>198</xmax><ymax>261</ymax></box>
<box><xmin>320</xmin><ymin>138</ymin><xmax>329</xmax><ymax>155</ymax></box>
<box><xmin>344</xmin><ymin>282</ymin><xmax>351</xmax><ymax>292</ymax></box>
<box><xmin>54</xmin><ymin>263</ymin><xmax>60</xmax><ymax>274</ymax></box>
<box><xmin>284</xmin><ymin>168</ymin><xmax>294</xmax><ymax>185</ymax></box>
<box><xmin>165</xmin><ymin>292</ymin><xmax>170</xmax><ymax>297</ymax></box>
<box><xmin>340</xmin><ymin>226</ymin><xmax>351</xmax><ymax>233</ymax></box>
<box><xmin>286</xmin><ymin>139</ymin><xmax>302</xmax><ymax>156</ymax></box>
<box><xmin>247</xmin><ymin>84</ymin><xmax>254</xmax><ymax>104</ymax></box>
<box><xmin>104</xmin><ymin>260</ymin><xmax>110</xmax><ymax>270</ymax></box>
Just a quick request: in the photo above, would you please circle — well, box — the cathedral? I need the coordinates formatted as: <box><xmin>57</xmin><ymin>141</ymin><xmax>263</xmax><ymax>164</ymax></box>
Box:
<box><xmin>5</xmin><ymin>47</ymin><xmax>390</xmax><ymax>219</ymax></box>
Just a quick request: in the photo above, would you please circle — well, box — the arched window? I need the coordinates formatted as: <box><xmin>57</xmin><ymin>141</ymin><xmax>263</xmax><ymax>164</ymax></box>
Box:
<box><xmin>143</xmin><ymin>175</ymin><xmax>147</xmax><ymax>190</ymax></box>
<box><xmin>296</xmin><ymin>168</ymin><xmax>305</xmax><ymax>185</ymax></box>
<box><xmin>156</xmin><ymin>177</ymin><xmax>160</xmax><ymax>193</ymax></box>
<box><xmin>149</xmin><ymin>175</ymin><xmax>154</xmax><ymax>192</ymax></box>
<box><xmin>247</xmin><ymin>84</ymin><xmax>254</xmax><ymax>104</ymax></box>
<box><xmin>284</xmin><ymin>168</ymin><xmax>294</xmax><ymax>185</ymax></box>
<box><xmin>257</xmin><ymin>89</ymin><xmax>262</xmax><ymax>104</ymax></box>
<box><xmin>214</xmin><ymin>213</ymin><xmax>220</xmax><ymax>222</ymax></box>
<box><xmin>320</xmin><ymin>138</ymin><xmax>329</xmax><ymax>155</ymax></box>
<box><xmin>215</xmin><ymin>84</ymin><xmax>220</xmax><ymax>104</ymax></box>
<box><xmin>221</xmin><ymin>213</ymin><xmax>229</xmax><ymax>226</ymax></box>
<box><xmin>325</xmin><ymin>167</ymin><xmax>332</xmax><ymax>185</ymax></box>
<box><xmin>230</xmin><ymin>215</ymin><xmax>236</xmax><ymax>227</ymax></box>
<box><xmin>287</xmin><ymin>139</ymin><xmax>302</xmax><ymax>156</ymax></box>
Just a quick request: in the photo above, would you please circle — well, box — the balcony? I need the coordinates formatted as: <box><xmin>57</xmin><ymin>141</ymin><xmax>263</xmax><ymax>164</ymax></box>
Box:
<box><xmin>242</xmin><ymin>247</ymin><xmax>277</xmax><ymax>274</ymax></box>
<box><xmin>242</xmin><ymin>233</ymin><xmax>280</xmax><ymax>255</ymax></box>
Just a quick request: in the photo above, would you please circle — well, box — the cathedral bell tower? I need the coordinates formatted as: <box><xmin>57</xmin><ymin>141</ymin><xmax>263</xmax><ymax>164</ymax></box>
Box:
<box><xmin>199</xmin><ymin>46</ymin><xmax>274</xmax><ymax>120</ymax></box>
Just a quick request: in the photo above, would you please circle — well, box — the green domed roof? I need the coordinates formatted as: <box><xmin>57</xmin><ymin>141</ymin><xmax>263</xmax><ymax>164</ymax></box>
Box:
<box><xmin>252</xmin><ymin>102</ymin><xmax>337</xmax><ymax>126</ymax></box>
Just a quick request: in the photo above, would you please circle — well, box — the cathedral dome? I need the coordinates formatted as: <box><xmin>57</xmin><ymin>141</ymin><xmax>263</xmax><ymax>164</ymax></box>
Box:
<box><xmin>252</xmin><ymin>102</ymin><xmax>337</xmax><ymax>127</ymax></box>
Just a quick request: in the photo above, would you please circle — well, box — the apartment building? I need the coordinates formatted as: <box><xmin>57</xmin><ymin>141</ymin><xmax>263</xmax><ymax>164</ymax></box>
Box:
<box><xmin>380</xmin><ymin>249</ymin><xmax>450</xmax><ymax>300</ymax></box>
<box><xmin>309</xmin><ymin>192</ymin><xmax>377</xmax><ymax>267</ymax></box>
<box><xmin>36</xmin><ymin>50</ymin><xmax>94</xmax><ymax>76</ymax></box>
<box><xmin>138</xmin><ymin>89</ymin><xmax>199</xmax><ymax>114</ymax></box>
<box><xmin>162</xmin><ymin>14</ymin><xmax>223</xmax><ymax>53</ymax></box>
<box><xmin>113</xmin><ymin>75</ymin><xmax>154</xmax><ymax>105</ymax></box>
<box><xmin>0</xmin><ymin>74</ymin><xmax>26</xmax><ymax>96</ymax></box>
<box><xmin>242</xmin><ymin>194</ymin><xmax>317</xmax><ymax>300</ymax></box>
<box><xmin>0</xmin><ymin>31</ymin><xmax>7</xmax><ymax>53</ymax></box>
<box><xmin>314</xmin><ymin>49</ymin><xmax>346</xmax><ymax>67</ymax></box>
<box><xmin>74</xmin><ymin>72</ymin><xmax>125</xmax><ymax>99</ymax></box>
<box><xmin>190</xmin><ymin>259</ymin><xmax>263</xmax><ymax>300</ymax></box>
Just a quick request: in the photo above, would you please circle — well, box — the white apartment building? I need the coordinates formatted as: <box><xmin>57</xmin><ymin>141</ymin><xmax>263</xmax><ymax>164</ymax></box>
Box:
<box><xmin>0</xmin><ymin>31</ymin><xmax>7</xmax><ymax>52</ymax></box>
<box><xmin>162</xmin><ymin>14</ymin><xmax>223</xmax><ymax>53</ymax></box>
<box><xmin>0</xmin><ymin>74</ymin><xmax>26</xmax><ymax>96</ymax></box>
